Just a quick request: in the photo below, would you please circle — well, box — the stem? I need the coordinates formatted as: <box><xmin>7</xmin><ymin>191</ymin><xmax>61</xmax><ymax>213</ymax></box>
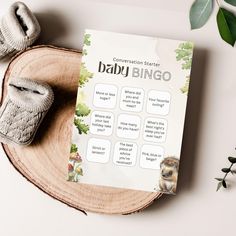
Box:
<box><xmin>223</xmin><ymin>163</ymin><xmax>234</xmax><ymax>181</ymax></box>
<box><xmin>215</xmin><ymin>0</ymin><xmax>220</xmax><ymax>8</ymax></box>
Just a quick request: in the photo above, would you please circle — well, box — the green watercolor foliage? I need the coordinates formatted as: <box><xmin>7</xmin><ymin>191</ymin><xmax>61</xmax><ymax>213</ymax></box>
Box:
<box><xmin>76</xmin><ymin>103</ymin><xmax>91</xmax><ymax>117</ymax></box>
<box><xmin>175</xmin><ymin>42</ymin><xmax>193</xmax><ymax>95</ymax></box>
<box><xmin>70</xmin><ymin>144</ymin><xmax>78</xmax><ymax>153</ymax></box>
<box><xmin>180</xmin><ymin>77</ymin><xmax>190</xmax><ymax>94</ymax></box>
<box><xmin>79</xmin><ymin>62</ymin><xmax>93</xmax><ymax>87</ymax></box>
<box><xmin>74</xmin><ymin>117</ymin><xmax>89</xmax><ymax>135</ymax></box>
<box><xmin>68</xmin><ymin>143</ymin><xmax>83</xmax><ymax>182</ymax></box>
<box><xmin>175</xmin><ymin>42</ymin><xmax>193</xmax><ymax>70</ymax></box>
<box><xmin>84</xmin><ymin>34</ymin><xmax>91</xmax><ymax>46</ymax></box>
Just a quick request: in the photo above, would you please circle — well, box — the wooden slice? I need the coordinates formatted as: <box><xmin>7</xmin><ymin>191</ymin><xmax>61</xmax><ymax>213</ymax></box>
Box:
<box><xmin>0</xmin><ymin>46</ymin><xmax>161</xmax><ymax>214</ymax></box>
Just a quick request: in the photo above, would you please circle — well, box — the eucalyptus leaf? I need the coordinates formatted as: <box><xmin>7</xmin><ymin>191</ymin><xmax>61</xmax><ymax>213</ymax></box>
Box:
<box><xmin>217</xmin><ymin>8</ymin><xmax>236</xmax><ymax>46</ymax></box>
<box><xmin>190</xmin><ymin>0</ymin><xmax>213</xmax><ymax>29</ymax></box>
<box><xmin>228</xmin><ymin>156</ymin><xmax>236</xmax><ymax>163</ymax></box>
<box><xmin>224</xmin><ymin>0</ymin><xmax>236</xmax><ymax>7</ymax></box>
<box><xmin>222</xmin><ymin>180</ymin><xmax>227</xmax><ymax>188</ymax></box>
<box><xmin>217</xmin><ymin>181</ymin><xmax>223</xmax><ymax>191</ymax></box>
<box><xmin>222</xmin><ymin>168</ymin><xmax>231</xmax><ymax>173</ymax></box>
<box><xmin>215</xmin><ymin>178</ymin><xmax>223</xmax><ymax>181</ymax></box>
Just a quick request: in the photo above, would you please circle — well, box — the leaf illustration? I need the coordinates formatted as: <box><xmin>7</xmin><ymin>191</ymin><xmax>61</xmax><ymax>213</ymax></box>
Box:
<box><xmin>84</xmin><ymin>34</ymin><xmax>91</xmax><ymax>46</ymax></box>
<box><xmin>175</xmin><ymin>42</ymin><xmax>194</xmax><ymax>70</ymax></box>
<box><xmin>217</xmin><ymin>8</ymin><xmax>236</xmax><ymax>46</ymax></box>
<box><xmin>180</xmin><ymin>77</ymin><xmax>190</xmax><ymax>94</ymax></box>
<box><xmin>224</xmin><ymin>0</ymin><xmax>236</xmax><ymax>6</ymax></box>
<box><xmin>74</xmin><ymin>118</ymin><xmax>89</xmax><ymax>134</ymax></box>
<box><xmin>76</xmin><ymin>103</ymin><xmax>91</xmax><ymax>117</ymax></box>
<box><xmin>190</xmin><ymin>0</ymin><xmax>213</xmax><ymax>29</ymax></box>
<box><xmin>175</xmin><ymin>42</ymin><xmax>193</xmax><ymax>95</ymax></box>
<box><xmin>82</xmin><ymin>49</ymin><xmax>87</xmax><ymax>56</ymax></box>
<box><xmin>70</xmin><ymin>144</ymin><xmax>78</xmax><ymax>153</ymax></box>
<box><xmin>79</xmin><ymin>63</ymin><xmax>93</xmax><ymax>87</ymax></box>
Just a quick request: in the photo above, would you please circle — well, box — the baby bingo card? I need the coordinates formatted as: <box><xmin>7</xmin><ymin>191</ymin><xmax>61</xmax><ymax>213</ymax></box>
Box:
<box><xmin>68</xmin><ymin>30</ymin><xmax>194</xmax><ymax>194</ymax></box>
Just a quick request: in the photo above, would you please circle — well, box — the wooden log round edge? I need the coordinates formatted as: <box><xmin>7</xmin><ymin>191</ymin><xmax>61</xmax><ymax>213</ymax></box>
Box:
<box><xmin>0</xmin><ymin>45</ymin><xmax>162</xmax><ymax>214</ymax></box>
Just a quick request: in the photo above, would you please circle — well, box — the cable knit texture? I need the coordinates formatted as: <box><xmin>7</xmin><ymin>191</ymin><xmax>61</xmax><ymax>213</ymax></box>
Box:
<box><xmin>0</xmin><ymin>29</ymin><xmax>14</xmax><ymax>57</ymax></box>
<box><xmin>0</xmin><ymin>77</ymin><xmax>54</xmax><ymax>146</ymax></box>
<box><xmin>0</xmin><ymin>2</ymin><xmax>41</xmax><ymax>59</ymax></box>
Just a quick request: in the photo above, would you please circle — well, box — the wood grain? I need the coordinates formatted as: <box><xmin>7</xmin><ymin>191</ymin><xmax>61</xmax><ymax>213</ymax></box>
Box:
<box><xmin>0</xmin><ymin>46</ymin><xmax>162</xmax><ymax>214</ymax></box>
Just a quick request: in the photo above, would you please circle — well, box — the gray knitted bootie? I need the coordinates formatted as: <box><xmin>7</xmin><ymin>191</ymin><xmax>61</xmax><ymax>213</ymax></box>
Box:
<box><xmin>0</xmin><ymin>77</ymin><xmax>54</xmax><ymax>146</ymax></box>
<box><xmin>0</xmin><ymin>2</ymin><xmax>41</xmax><ymax>59</ymax></box>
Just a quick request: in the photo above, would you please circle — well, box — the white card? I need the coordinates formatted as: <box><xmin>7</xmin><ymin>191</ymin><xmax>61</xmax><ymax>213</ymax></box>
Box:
<box><xmin>68</xmin><ymin>30</ymin><xmax>194</xmax><ymax>194</ymax></box>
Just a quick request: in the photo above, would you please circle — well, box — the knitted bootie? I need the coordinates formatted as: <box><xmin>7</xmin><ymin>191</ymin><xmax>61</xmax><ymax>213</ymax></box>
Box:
<box><xmin>0</xmin><ymin>2</ymin><xmax>41</xmax><ymax>59</ymax></box>
<box><xmin>0</xmin><ymin>77</ymin><xmax>54</xmax><ymax>146</ymax></box>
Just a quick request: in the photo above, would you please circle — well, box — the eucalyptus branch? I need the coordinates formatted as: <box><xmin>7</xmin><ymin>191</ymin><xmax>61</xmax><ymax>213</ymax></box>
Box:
<box><xmin>215</xmin><ymin>156</ymin><xmax>236</xmax><ymax>191</ymax></box>
<box><xmin>190</xmin><ymin>0</ymin><xmax>236</xmax><ymax>46</ymax></box>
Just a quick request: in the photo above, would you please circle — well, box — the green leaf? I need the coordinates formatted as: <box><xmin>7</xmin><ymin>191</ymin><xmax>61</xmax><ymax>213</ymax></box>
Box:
<box><xmin>84</xmin><ymin>34</ymin><xmax>91</xmax><ymax>46</ymax></box>
<box><xmin>216</xmin><ymin>181</ymin><xmax>223</xmax><ymax>191</ymax></box>
<box><xmin>180</xmin><ymin>77</ymin><xmax>190</xmax><ymax>94</ymax></box>
<box><xmin>175</xmin><ymin>43</ymin><xmax>193</xmax><ymax>70</ymax></box>
<box><xmin>76</xmin><ymin>103</ymin><xmax>91</xmax><ymax>117</ymax></box>
<box><xmin>222</xmin><ymin>180</ymin><xmax>227</xmax><ymax>188</ymax></box>
<box><xmin>228</xmin><ymin>156</ymin><xmax>236</xmax><ymax>163</ymax></box>
<box><xmin>182</xmin><ymin>60</ymin><xmax>192</xmax><ymax>70</ymax></box>
<box><xmin>189</xmin><ymin>0</ymin><xmax>213</xmax><ymax>29</ymax></box>
<box><xmin>180</xmin><ymin>42</ymin><xmax>194</xmax><ymax>50</ymax></box>
<box><xmin>82</xmin><ymin>49</ymin><xmax>87</xmax><ymax>56</ymax></box>
<box><xmin>221</xmin><ymin>168</ymin><xmax>231</xmax><ymax>173</ymax></box>
<box><xmin>74</xmin><ymin>118</ymin><xmax>89</xmax><ymax>135</ymax></box>
<box><xmin>217</xmin><ymin>8</ymin><xmax>236</xmax><ymax>46</ymax></box>
<box><xmin>79</xmin><ymin>63</ymin><xmax>93</xmax><ymax>87</ymax></box>
<box><xmin>224</xmin><ymin>0</ymin><xmax>236</xmax><ymax>7</ymax></box>
<box><xmin>70</xmin><ymin>144</ymin><xmax>78</xmax><ymax>153</ymax></box>
<box><xmin>215</xmin><ymin>178</ymin><xmax>223</xmax><ymax>181</ymax></box>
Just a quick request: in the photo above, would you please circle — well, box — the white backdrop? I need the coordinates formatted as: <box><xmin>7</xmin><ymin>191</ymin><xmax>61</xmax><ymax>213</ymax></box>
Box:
<box><xmin>0</xmin><ymin>0</ymin><xmax>236</xmax><ymax>235</ymax></box>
